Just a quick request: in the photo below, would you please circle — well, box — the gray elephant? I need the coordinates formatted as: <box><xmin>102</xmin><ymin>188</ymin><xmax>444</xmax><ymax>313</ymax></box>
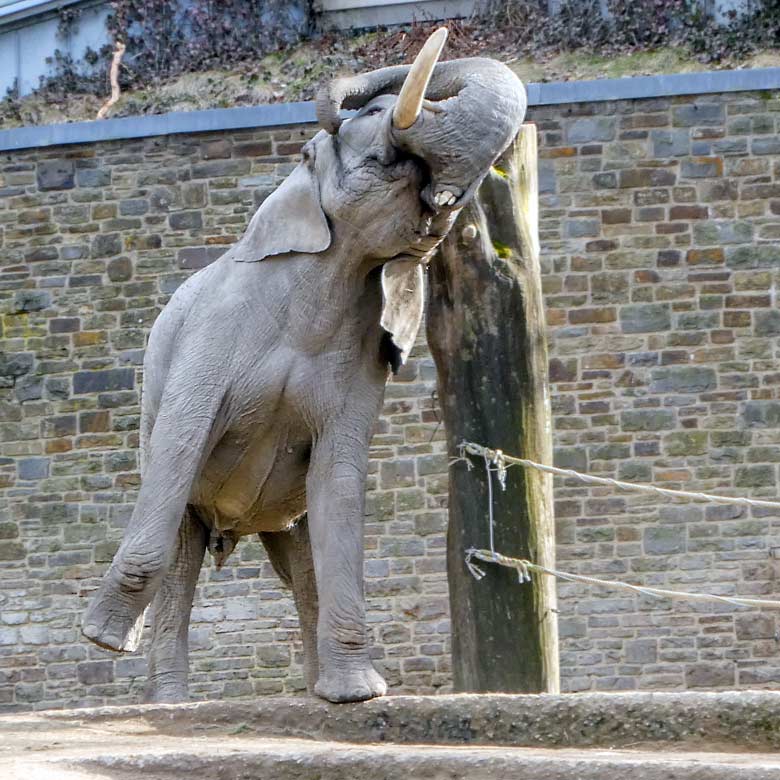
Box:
<box><xmin>82</xmin><ymin>28</ymin><xmax>528</xmax><ymax>703</ymax></box>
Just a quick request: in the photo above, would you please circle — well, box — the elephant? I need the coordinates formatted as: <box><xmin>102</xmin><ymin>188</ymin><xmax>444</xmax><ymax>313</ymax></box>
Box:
<box><xmin>81</xmin><ymin>27</ymin><xmax>528</xmax><ymax>703</ymax></box>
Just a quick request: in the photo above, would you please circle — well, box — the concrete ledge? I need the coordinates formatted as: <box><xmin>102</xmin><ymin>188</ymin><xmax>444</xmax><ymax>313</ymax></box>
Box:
<box><xmin>0</xmin><ymin>101</ymin><xmax>317</xmax><ymax>152</ymax></box>
<box><xmin>5</xmin><ymin>692</ymin><xmax>780</xmax><ymax>779</ymax></box>
<box><xmin>1</xmin><ymin>66</ymin><xmax>779</xmax><ymax>153</ymax></box>
<box><xmin>527</xmin><ymin>66</ymin><xmax>780</xmax><ymax>105</ymax></box>
<box><xmin>39</xmin><ymin>691</ymin><xmax>780</xmax><ymax>749</ymax></box>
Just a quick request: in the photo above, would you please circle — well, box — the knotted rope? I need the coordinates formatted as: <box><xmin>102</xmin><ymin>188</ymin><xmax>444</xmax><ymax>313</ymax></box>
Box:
<box><xmin>452</xmin><ymin>441</ymin><xmax>780</xmax><ymax>610</ymax></box>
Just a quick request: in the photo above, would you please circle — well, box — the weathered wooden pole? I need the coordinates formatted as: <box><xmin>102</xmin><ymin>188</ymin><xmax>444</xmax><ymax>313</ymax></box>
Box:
<box><xmin>426</xmin><ymin>124</ymin><xmax>559</xmax><ymax>693</ymax></box>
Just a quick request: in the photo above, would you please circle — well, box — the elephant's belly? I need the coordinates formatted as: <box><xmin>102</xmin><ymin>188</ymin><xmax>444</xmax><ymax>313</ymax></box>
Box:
<box><xmin>195</xmin><ymin>427</ymin><xmax>311</xmax><ymax>535</ymax></box>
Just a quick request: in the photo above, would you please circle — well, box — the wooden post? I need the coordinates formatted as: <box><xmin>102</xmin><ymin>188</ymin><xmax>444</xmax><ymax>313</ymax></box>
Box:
<box><xmin>426</xmin><ymin>125</ymin><xmax>559</xmax><ymax>694</ymax></box>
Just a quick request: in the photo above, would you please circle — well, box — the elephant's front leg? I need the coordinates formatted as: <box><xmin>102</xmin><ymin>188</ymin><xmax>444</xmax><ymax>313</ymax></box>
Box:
<box><xmin>82</xmin><ymin>389</ymin><xmax>222</xmax><ymax>652</ymax></box>
<box><xmin>307</xmin><ymin>429</ymin><xmax>387</xmax><ymax>703</ymax></box>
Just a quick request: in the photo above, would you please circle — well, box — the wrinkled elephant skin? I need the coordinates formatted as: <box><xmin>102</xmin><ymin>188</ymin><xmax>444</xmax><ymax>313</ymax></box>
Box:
<box><xmin>82</xmin><ymin>30</ymin><xmax>528</xmax><ymax>704</ymax></box>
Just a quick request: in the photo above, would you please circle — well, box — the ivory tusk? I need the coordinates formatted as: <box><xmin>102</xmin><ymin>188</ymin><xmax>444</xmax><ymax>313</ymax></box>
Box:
<box><xmin>392</xmin><ymin>27</ymin><xmax>448</xmax><ymax>130</ymax></box>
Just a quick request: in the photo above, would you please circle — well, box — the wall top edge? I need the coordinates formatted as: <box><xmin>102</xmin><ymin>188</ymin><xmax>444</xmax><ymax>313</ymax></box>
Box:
<box><xmin>2</xmin><ymin>66</ymin><xmax>780</xmax><ymax>153</ymax></box>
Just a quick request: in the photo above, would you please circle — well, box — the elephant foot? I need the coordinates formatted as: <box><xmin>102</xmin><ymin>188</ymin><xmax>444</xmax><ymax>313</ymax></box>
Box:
<box><xmin>82</xmin><ymin>590</ymin><xmax>146</xmax><ymax>653</ymax></box>
<box><xmin>315</xmin><ymin>661</ymin><xmax>387</xmax><ymax>703</ymax></box>
<box><xmin>144</xmin><ymin>678</ymin><xmax>189</xmax><ymax>704</ymax></box>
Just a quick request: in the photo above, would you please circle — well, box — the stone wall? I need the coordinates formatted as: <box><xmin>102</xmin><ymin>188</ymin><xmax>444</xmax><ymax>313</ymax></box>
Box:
<box><xmin>1</xmin><ymin>86</ymin><xmax>779</xmax><ymax>710</ymax></box>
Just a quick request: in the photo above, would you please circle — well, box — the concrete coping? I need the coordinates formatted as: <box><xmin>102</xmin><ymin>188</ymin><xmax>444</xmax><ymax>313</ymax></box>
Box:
<box><xmin>31</xmin><ymin>691</ymin><xmax>780</xmax><ymax>749</ymax></box>
<box><xmin>1</xmin><ymin>66</ymin><xmax>780</xmax><ymax>153</ymax></box>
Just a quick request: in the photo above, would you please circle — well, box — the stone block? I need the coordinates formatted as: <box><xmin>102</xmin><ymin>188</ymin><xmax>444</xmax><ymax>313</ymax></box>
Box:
<box><xmin>558</xmin><ymin>617</ymin><xmax>587</xmax><ymax>639</ymax></box>
<box><xmin>19</xmin><ymin>625</ymin><xmax>49</xmax><ymax>644</ymax></box>
<box><xmin>0</xmin><ymin>541</ymin><xmax>26</xmax><ymax>561</ymax></box>
<box><xmin>685</xmin><ymin>662</ymin><xmax>734</xmax><ymax>688</ymax></box>
<box><xmin>180</xmin><ymin>182</ymin><xmax>206</xmax><ymax>208</ymax></box>
<box><xmin>564</xmin><ymin>218</ymin><xmax>600</xmax><ymax>238</ymax></box>
<box><xmin>664</xmin><ymin>431</ymin><xmax>707</xmax><ymax>456</ymax></box>
<box><xmin>619</xmin><ymin>169</ymin><xmax>676</xmax><ymax>188</ymax></box>
<box><xmin>91</xmin><ymin>233</ymin><xmax>122</xmax><ymax>258</ymax></box>
<box><xmin>620</xmin><ymin>304</ymin><xmax>671</xmax><ymax>333</ymax></box>
<box><xmin>15</xmin><ymin>682</ymin><xmax>44</xmax><ymax>702</ymax></box>
<box><xmin>380</xmin><ymin>459</ymin><xmax>415</xmax><ymax>489</ymax></box>
<box><xmin>625</xmin><ymin>639</ymin><xmax>658</xmax><ymax>665</ymax></box>
<box><xmin>592</xmin><ymin>172</ymin><xmax>616</xmax><ymax>189</ymax></box>
<box><xmin>744</xmin><ymin>401</ymin><xmax>780</xmax><ymax>428</ymax></box>
<box><xmin>77</xmin><ymin>168</ymin><xmax>111</xmax><ymax>187</ymax></box>
<box><xmin>73</xmin><ymin>368</ymin><xmax>135</xmax><ymax>394</ymax></box>
<box><xmin>37</xmin><ymin>160</ymin><xmax>75</xmax><ymax>190</ymax></box>
<box><xmin>554</xmin><ymin>447</ymin><xmax>587</xmax><ymax>471</ymax></box>
<box><xmin>191</xmin><ymin>159</ymin><xmax>251</xmax><ymax>178</ymax></box>
<box><xmin>651</xmin><ymin>129</ymin><xmax>689</xmax><ymax>157</ymax></box>
<box><xmin>752</xmin><ymin>136</ymin><xmax>780</xmax><ymax>155</ymax></box>
<box><xmin>643</xmin><ymin>525</ymin><xmax>686</xmax><ymax>555</ymax></box>
<box><xmin>0</xmin><ymin>521</ymin><xmax>18</xmax><ymax>540</ymax></box>
<box><xmin>178</xmin><ymin>246</ymin><xmax>225</xmax><ymax>269</ymax></box>
<box><xmin>50</xmin><ymin>317</ymin><xmax>80</xmax><ymax>333</ymax></box>
<box><xmin>115</xmin><ymin>657</ymin><xmax>147</xmax><ymax>678</ymax></box>
<box><xmin>735</xmin><ymin>465</ymin><xmax>776</xmax><ymax>488</ymax></box>
<box><xmin>13</xmin><ymin>290</ymin><xmax>50</xmax><ymax>313</ymax></box>
<box><xmin>416</xmin><ymin>454</ymin><xmax>447</xmax><ymax>477</ymax></box>
<box><xmin>257</xmin><ymin>646</ymin><xmax>290</xmax><ymax>668</ymax></box>
<box><xmin>621</xmin><ymin>409</ymin><xmax>675</xmax><ymax>432</ymax></box>
<box><xmin>694</xmin><ymin>221</ymin><xmax>753</xmax><ymax>245</ymax></box>
<box><xmin>670</xmin><ymin>205</ymin><xmax>708</xmax><ymax>221</ymax></box>
<box><xmin>107</xmin><ymin>256</ymin><xmax>133</xmax><ymax>282</ymax></box>
<box><xmin>119</xmin><ymin>199</ymin><xmax>149</xmax><ymax>216</ymax></box>
<box><xmin>735</xmin><ymin>614</ymin><xmax>775</xmax><ymax>641</ymax></box>
<box><xmin>549</xmin><ymin>357</ymin><xmax>577</xmax><ymax>382</ymax></box>
<box><xmin>677</xmin><ymin>311</ymin><xmax>719</xmax><ymax>330</ymax></box>
<box><xmin>618</xmin><ymin>462</ymin><xmax>652</xmax><ymax>482</ymax></box>
<box><xmin>169</xmin><ymin>210</ymin><xmax>203</xmax><ymax>230</ymax></box>
<box><xmin>17</xmin><ymin>458</ymin><xmax>49</xmax><ymax>480</ymax></box>
<box><xmin>414</xmin><ymin>514</ymin><xmax>445</xmax><ymax>537</ymax></box>
<box><xmin>201</xmin><ymin>139</ymin><xmax>232</xmax><ymax>159</ymax></box>
<box><xmin>680</xmin><ymin>157</ymin><xmax>722</xmax><ymax>178</ymax></box>
<box><xmin>589</xmin><ymin>444</ymin><xmax>630</xmax><ymax>461</ymax></box>
<box><xmin>79</xmin><ymin>411</ymin><xmax>110</xmax><ymax>433</ymax></box>
<box><xmin>566</xmin><ymin>117</ymin><xmax>617</xmax><ymax>144</ymax></box>
<box><xmin>77</xmin><ymin>661</ymin><xmax>114</xmax><ymax>685</ymax></box>
<box><xmin>18</xmin><ymin>375</ymin><xmax>47</xmax><ymax>402</ymax></box>
<box><xmin>755</xmin><ymin>310</ymin><xmax>780</xmax><ymax>336</ymax></box>
<box><xmin>0</xmin><ymin>352</ymin><xmax>33</xmax><ymax>379</ymax></box>
<box><xmin>672</xmin><ymin>103</ymin><xmax>724</xmax><ymax>127</ymax></box>
<box><xmin>727</xmin><ymin>245</ymin><xmax>780</xmax><ymax>269</ymax></box>
<box><xmin>650</xmin><ymin>367</ymin><xmax>717</xmax><ymax>394</ymax></box>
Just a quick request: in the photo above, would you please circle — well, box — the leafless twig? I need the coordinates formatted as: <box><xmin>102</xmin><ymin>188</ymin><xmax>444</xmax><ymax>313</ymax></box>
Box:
<box><xmin>97</xmin><ymin>41</ymin><xmax>126</xmax><ymax>120</ymax></box>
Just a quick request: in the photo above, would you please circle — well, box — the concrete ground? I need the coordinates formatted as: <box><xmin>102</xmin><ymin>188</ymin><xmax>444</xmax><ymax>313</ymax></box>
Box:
<box><xmin>3</xmin><ymin>692</ymin><xmax>780</xmax><ymax>779</ymax></box>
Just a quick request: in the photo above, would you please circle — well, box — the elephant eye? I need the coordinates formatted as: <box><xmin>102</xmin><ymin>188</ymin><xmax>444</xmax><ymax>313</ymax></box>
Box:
<box><xmin>365</xmin><ymin>105</ymin><xmax>384</xmax><ymax>116</ymax></box>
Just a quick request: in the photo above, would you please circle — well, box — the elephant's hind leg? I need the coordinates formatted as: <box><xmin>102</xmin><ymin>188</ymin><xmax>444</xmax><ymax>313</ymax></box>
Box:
<box><xmin>260</xmin><ymin>515</ymin><xmax>319</xmax><ymax>694</ymax></box>
<box><xmin>145</xmin><ymin>508</ymin><xmax>207</xmax><ymax>703</ymax></box>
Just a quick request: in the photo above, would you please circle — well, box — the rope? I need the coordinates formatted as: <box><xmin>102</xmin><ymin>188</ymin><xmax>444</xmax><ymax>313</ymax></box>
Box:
<box><xmin>465</xmin><ymin>547</ymin><xmax>780</xmax><ymax>610</ymax></box>
<box><xmin>453</xmin><ymin>441</ymin><xmax>780</xmax><ymax>511</ymax></box>
<box><xmin>454</xmin><ymin>440</ymin><xmax>780</xmax><ymax>612</ymax></box>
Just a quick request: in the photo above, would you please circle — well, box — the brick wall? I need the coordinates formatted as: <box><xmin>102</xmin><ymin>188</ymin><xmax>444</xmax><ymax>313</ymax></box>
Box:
<box><xmin>535</xmin><ymin>91</ymin><xmax>780</xmax><ymax>691</ymax></box>
<box><xmin>1</xmin><ymin>87</ymin><xmax>779</xmax><ymax>710</ymax></box>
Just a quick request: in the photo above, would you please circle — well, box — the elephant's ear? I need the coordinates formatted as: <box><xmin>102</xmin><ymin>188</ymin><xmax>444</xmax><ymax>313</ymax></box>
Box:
<box><xmin>380</xmin><ymin>259</ymin><xmax>425</xmax><ymax>372</ymax></box>
<box><xmin>237</xmin><ymin>162</ymin><xmax>331</xmax><ymax>262</ymax></box>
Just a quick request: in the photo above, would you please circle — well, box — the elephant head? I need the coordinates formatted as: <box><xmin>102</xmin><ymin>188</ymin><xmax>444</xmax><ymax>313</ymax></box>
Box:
<box><xmin>237</xmin><ymin>29</ymin><xmax>528</xmax><ymax>366</ymax></box>
<box><xmin>316</xmin><ymin>28</ymin><xmax>528</xmax><ymax>211</ymax></box>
